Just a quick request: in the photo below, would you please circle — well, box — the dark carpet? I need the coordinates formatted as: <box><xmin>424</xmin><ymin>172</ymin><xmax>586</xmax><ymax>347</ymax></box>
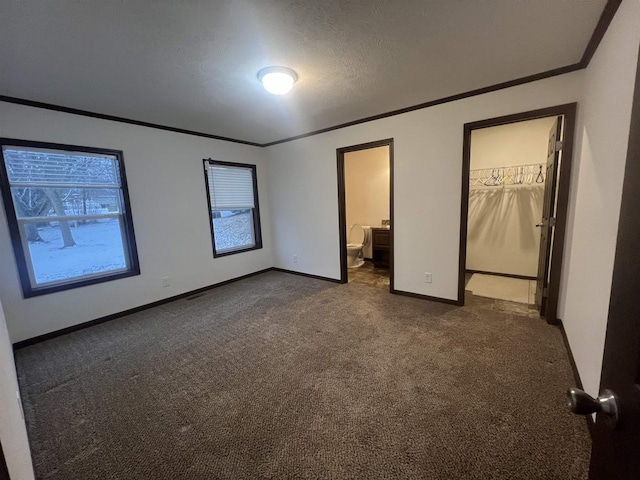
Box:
<box><xmin>15</xmin><ymin>271</ymin><xmax>590</xmax><ymax>479</ymax></box>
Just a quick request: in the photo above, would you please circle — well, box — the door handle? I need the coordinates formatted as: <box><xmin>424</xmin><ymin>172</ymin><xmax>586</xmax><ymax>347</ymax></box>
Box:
<box><xmin>566</xmin><ymin>387</ymin><xmax>620</xmax><ymax>429</ymax></box>
<box><xmin>535</xmin><ymin>224</ymin><xmax>543</xmax><ymax>227</ymax></box>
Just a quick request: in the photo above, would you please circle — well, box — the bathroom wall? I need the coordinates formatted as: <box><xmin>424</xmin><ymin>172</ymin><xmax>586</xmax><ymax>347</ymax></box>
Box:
<box><xmin>344</xmin><ymin>146</ymin><xmax>390</xmax><ymax>257</ymax></box>
<box><xmin>467</xmin><ymin>117</ymin><xmax>555</xmax><ymax>277</ymax></box>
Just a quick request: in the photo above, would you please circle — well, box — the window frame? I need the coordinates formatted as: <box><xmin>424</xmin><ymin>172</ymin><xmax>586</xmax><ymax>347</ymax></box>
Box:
<box><xmin>203</xmin><ymin>159</ymin><xmax>263</xmax><ymax>258</ymax></box>
<box><xmin>0</xmin><ymin>138</ymin><xmax>140</xmax><ymax>298</ymax></box>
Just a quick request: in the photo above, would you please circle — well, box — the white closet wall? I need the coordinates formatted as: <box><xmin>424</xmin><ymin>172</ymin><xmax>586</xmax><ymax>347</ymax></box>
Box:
<box><xmin>467</xmin><ymin>117</ymin><xmax>555</xmax><ymax>277</ymax></box>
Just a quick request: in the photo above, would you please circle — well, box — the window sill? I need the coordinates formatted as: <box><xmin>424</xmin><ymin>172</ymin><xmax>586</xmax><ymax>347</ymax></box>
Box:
<box><xmin>213</xmin><ymin>244</ymin><xmax>262</xmax><ymax>258</ymax></box>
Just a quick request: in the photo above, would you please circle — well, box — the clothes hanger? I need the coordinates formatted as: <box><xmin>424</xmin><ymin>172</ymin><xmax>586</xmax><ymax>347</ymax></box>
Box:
<box><xmin>526</xmin><ymin>166</ymin><xmax>535</xmax><ymax>184</ymax></box>
<box><xmin>536</xmin><ymin>164</ymin><xmax>545</xmax><ymax>183</ymax></box>
<box><xmin>504</xmin><ymin>167</ymin><xmax>515</xmax><ymax>185</ymax></box>
<box><xmin>471</xmin><ymin>170</ymin><xmax>485</xmax><ymax>187</ymax></box>
<box><xmin>483</xmin><ymin>168</ymin><xmax>498</xmax><ymax>186</ymax></box>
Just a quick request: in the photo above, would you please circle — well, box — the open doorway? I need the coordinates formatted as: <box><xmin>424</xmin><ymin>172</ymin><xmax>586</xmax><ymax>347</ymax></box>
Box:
<box><xmin>459</xmin><ymin>104</ymin><xmax>577</xmax><ymax>323</ymax></box>
<box><xmin>337</xmin><ymin>139</ymin><xmax>394</xmax><ymax>290</ymax></box>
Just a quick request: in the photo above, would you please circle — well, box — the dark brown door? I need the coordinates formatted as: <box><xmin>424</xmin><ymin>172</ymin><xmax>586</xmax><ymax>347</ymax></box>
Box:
<box><xmin>585</xmin><ymin>49</ymin><xmax>640</xmax><ymax>479</ymax></box>
<box><xmin>535</xmin><ymin>116</ymin><xmax>563</xmax><ymax>314</ymax></box>
<box><xmin>0</xmin><ymin>442</ymin><xmax>9</xmax><ymax>480</ymax></box>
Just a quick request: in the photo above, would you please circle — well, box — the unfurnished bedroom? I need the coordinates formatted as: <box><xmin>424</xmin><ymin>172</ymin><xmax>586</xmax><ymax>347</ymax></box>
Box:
<box><xmin>0</xmin><ymin>1</ymin><xmax>639</xmax><ymax>479</ymax></box>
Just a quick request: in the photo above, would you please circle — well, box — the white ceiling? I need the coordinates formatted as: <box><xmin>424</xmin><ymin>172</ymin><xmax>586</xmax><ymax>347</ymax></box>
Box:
<box><xmin>0</xmin><ymin>0</ymin><xmax>606</xmax><ymax>145</ymax></box>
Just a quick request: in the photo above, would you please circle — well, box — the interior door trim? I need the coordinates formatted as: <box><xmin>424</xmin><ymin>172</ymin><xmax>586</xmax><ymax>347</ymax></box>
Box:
<box><xmin>458</xmin><ymin>103</ymin><xmax>577</xmax><ymax>323</ymax></box>
<box><xmin>336</xmin><ymin>138</ymin><xmax>394</xmax><ymax>291</ymax></box>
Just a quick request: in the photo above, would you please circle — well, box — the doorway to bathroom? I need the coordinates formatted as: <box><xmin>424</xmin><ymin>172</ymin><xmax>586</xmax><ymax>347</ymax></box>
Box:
<box><xmin>337</xmin><ymin>139</ymin><xmax>393</xmax><ymax>290</ymax></box>
<box><xmin>459</xmin><ymin>104</ymin><xmax>576</xmax><ymax>323</ymax></box>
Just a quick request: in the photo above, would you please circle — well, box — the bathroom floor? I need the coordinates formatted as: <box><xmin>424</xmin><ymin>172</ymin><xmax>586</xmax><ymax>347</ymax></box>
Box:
<box><xmin>465</xmin><ymin>273</ymin><xmax>537</xmax><ymax>305</ymax></box>
<box><xmin>348</xmin><ymin>260</ymin><xmax>390</xmax><ymax>288</ymax></box>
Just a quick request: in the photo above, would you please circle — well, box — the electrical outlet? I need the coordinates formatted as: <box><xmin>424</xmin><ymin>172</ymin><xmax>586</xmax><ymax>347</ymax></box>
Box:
<box><xmin>424</xmin><ymin>272</ymin><xmax>432</xmax><ymax>283</ymax></box>
<box><xmin>161</xmin><ymin>276</ymin><xmax>171</xmax><ymax>287</ymax></box>
<box><xmin>293</xmin><ymin>255</ymin><xmax>298</xmax><ymax>264</ymax></box>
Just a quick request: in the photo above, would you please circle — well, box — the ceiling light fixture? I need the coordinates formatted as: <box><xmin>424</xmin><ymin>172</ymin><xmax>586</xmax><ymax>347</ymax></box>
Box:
<box><xmin>258</xmin><ymin>66</ymin><xmax>298</xmax><ymax>95</ymax></box>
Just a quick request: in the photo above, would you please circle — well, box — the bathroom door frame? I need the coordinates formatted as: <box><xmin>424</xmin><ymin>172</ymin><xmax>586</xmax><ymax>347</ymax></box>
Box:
<box><xmin>337</xmin><ymin>138</ymin><xmax>394</xmax><ymax>291</ymax></box>
<box><xmin>458</xmin><ymin>103</ymin><xmax>577</xmax><ymax>324</ymax></box>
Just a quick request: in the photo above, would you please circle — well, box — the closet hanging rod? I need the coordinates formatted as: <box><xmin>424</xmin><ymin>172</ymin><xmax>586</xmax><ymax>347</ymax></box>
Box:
<box><xmin>469</xmin><ymin>162</ymin><xmax>544</xmax><ymax>172</ymax></box>
<box><xmin>469</xmin><ymin>163</ymin><xmax>546</xmax><ymax>187</ymax></box>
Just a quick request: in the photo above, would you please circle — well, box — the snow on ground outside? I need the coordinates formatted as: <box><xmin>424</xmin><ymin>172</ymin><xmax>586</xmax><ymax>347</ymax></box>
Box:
<box><xmin>213</xmin><ymin>212</ymin><xmax>254</xmax><ymax>251</ymax></box>
<box><xmin>26</xmin><ymin>212</ymin><xmax>255</xmax><ymax>284</ymax></box>
<box><xmin>28</xmin><ymin>219</ymin><xmax>126</xmax><ymax>284</ymax></box>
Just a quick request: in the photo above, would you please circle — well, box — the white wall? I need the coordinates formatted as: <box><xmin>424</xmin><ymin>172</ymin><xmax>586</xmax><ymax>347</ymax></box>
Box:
<box><xmin>467</xmin><ymin>186</ymin><xmax>544</xmax><ymax>277</ymax></box>
<box><xmin>559</xmin><ymin>0</ymin><xmax>640</xmax><ymax>396</ymax></box>
<box><xmin>344</xmin><ymin>146</ymin><xmax>390</xmax><ymax>229</ymax></box>
<box><xmin>266</xmin><ymin>71</ymin><xmax>584</xmax><ymax>299</ymax></box>
<box><xmin>0</xmin><ymin>299</ymin><xmax>35</xmax><ymax>480</ymax></box>
<box><xmin>470</xmin><ymin>117</ymin><xmax>556</xmax><ymax>169</ymax></box>
<box><xmin>0</xmin><ymin>102</ymin><xmax>273</xmax><ymax>343</ymax></box>
<box><xmin>467</xmin><ymin>118</ymin><xmax>554</xmax><ymax>277</ymax></box>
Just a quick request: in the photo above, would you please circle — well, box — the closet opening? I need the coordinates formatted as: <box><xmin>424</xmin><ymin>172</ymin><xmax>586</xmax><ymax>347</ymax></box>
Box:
<box><xmin>337</xmin><ymin>139</ymin><xmax>394</xmax><ymax>290</ymax></box>
<box><xmin>458</xmin><ymin>104</ymin><xmax>577</xmax><ymax>323</ymax></box>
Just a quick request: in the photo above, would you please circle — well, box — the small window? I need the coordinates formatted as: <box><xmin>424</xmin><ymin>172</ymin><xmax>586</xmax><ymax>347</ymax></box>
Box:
<box><xmin>203</xmin><ymin>159</ymin><xmax>262</xmax><ymax>257</ymax></box>
<box><xmin>0</xmin><ymin>139</ymin><xmax>140</xmax><ymax>297</ymax></box>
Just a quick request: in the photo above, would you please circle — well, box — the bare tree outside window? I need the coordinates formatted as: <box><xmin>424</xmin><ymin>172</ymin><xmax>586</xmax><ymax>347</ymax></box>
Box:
<box><xmin>0</xmin><ymin>141</ymin><xmax>139</xmax><ymax>297</ymax></box>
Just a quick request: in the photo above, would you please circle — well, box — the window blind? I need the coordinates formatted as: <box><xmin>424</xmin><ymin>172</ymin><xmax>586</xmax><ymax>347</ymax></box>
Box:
<box><xmin>207</xmin><ymin>164</ymin><xmax>255</xmax><ymax>210</ymax></box>
<box><xmin>3</xmin><ymin>146</ymin><xmax>121</xmax><ymax>187</ymax></box>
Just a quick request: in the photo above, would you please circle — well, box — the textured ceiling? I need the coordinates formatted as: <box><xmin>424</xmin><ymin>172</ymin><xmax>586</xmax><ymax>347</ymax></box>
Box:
<box><xmin>0</xmin><ymin>0</ymin><xmax>606</xmax><ymax>144</ymax></box>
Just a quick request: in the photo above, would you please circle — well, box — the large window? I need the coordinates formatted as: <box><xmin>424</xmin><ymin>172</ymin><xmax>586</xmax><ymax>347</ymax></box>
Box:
<box><xmin>0</xmin><ymin>139</ymin><xmax>140</xmax><ymax>297</ymax></box>
<box><xmin>203</xmin><ymin>159</ymin><xmax>262</xmax><ymax>257</ymax></box>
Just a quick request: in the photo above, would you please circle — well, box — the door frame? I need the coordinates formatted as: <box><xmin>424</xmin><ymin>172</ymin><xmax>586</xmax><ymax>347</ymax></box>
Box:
<box><xmin>458</xmin><ymin>103</ymin><xmax>577</xmax><ymax>323</ymax></box>
<box><xmin>587</xmin><ymin>43</ymin><xmax>640</xmax><ymax>479</ymax></box>
<box><xmin>337</xmin><ymin>138</ymin><xmax>394</xmax><ymax>290</ymax></box>
<box><xmin>0</xmin><ymin>442</ymin><xmax>9</xmax><ymax>480</ymax></box>
<box><xmin>535</xmin><ymin>115</ymin><xmax>564</xmax><ymax>315</ymax></box>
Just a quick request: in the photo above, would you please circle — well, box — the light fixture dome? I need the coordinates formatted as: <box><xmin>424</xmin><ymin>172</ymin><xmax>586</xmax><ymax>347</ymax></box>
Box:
<box><xmin>258</xmin><ymin>66</ymin><xmax>298</xmax><ymax>95</ymax></box>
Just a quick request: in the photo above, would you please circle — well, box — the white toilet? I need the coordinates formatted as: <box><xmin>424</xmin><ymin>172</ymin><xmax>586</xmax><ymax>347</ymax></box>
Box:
<box><xmin>346</xmin><ymin>224</ymin><xmax>369</xmax><ymax>268</ymax></box>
